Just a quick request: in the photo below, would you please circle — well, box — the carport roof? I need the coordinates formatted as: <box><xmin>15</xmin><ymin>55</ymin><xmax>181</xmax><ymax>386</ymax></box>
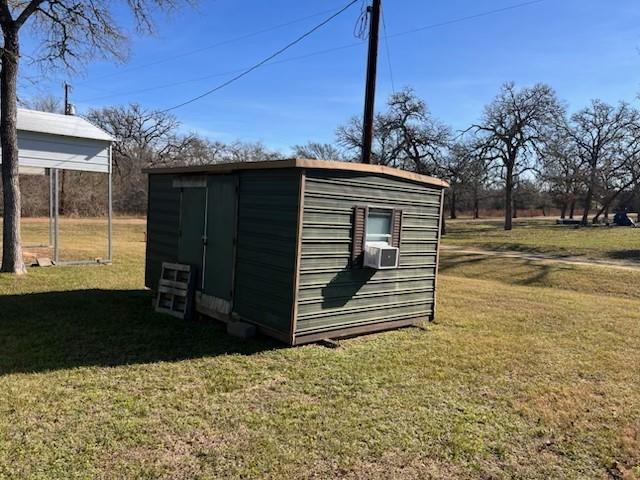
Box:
<box><xmin>17</xmin><ymin>109</ymin><xmax>115</xmax><ymax>142</ymax></box>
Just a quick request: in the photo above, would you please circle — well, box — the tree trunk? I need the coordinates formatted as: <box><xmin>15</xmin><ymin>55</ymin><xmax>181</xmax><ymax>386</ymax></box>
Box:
<box><xmin>0</xmin><ymin>29</ymin><xmax>26</xmax><ymax>274</ymax></box>
<box><xmin>560</xmin><ymin>202</ymin><xmax>567</xmax><ymax>219</ymax></box>
<box><xmin>449</xmin><ymin>188</ymin><xmax>457</xmax><ymax>220</ymax></box>
<box><xmin>582</xmin><ymin>162</ymin><xmax>597</xmax><ymax>226</ymax></box>
<box><xmin>569</xmin><ymin>199</ymin><xmax>576</xmax><ymax>219</ymax></box>
<box><xmin>504</xmin><ymin>162</ymin><xmax>514</xmax><ymax>230</ymax></box>
<box><xmin>473</xmin><ymin>194</ymin><xmax>479</xmax><ymax>219</ymax></box>
<box><xmin>592</xmin><ymin>187</ymin><xmax>628</xmax><ymax>223</ymax></box>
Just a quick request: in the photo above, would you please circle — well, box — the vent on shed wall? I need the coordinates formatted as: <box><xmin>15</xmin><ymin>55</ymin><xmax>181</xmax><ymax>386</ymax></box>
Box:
<box><xmin>391</xmin><ymin>208</ymin><xmax>403</xmax><ymax>248</ymax></box>
<box><xmin>351</xmin><ymin>205</ymin><xmax>367</xmax><ymax>267</ymax></box>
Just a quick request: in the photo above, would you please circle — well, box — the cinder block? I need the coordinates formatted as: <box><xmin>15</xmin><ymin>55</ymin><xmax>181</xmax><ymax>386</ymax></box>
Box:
<box><xmin>35</xmin><ymin>257</ymin><xmax>53</xmax><ymax>267</ymax></box>
<box><xmin>227</xmin><ymin>321</ymin><xmax>257</xmax><ymax>340</ymax></box>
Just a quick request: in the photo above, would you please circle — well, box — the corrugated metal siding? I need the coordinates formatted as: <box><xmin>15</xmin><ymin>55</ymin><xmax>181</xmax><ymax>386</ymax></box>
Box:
<box><xmin>0</xmin><ymin>130</ymin><xmax>111</xmax><ymax>173</ymax></box>
<box><xmin>296</xmin><ymin>170</ymin><xmax>441</xmax><ymax>337</ymax></box>
<box><xmin>233</xmin><ymin>170</ymin><xmax>300</xmax><ymax>334</ymax></box>
<box><xmin>145</xmin><ymin>175</ymin><xmax>181</xmax><ymax>290</ymax></box>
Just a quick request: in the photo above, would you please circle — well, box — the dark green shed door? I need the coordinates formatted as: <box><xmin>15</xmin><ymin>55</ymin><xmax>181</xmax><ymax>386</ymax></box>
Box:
<box><xmin>178</xmin><ymin>186</ymin><xmax>207</xmax><ymax>285</ymax></box>
<box><xmin>203</xmin><ymin>175</ymin><xmax>237</xmax><ymax>301</ymax></box>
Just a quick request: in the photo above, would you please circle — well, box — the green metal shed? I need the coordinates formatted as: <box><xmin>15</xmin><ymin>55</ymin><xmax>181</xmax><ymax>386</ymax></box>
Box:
<box><xmin>144</xmin><ymin>159</ymin><xmax>448</xmax><ymax>345</ymax></box>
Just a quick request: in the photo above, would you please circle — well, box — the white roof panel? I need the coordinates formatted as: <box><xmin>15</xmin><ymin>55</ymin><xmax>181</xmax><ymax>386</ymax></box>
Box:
<box><xmin>17</xmin><ymin>108</ymin><xmax>114</xmax><ymax>142</ymax></box>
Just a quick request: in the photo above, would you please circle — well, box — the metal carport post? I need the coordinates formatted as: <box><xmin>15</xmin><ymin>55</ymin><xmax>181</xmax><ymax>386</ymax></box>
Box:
<box><xmin>107</xmin><ymin>144</ymin><xmax>113</xmax><ymax>263</ymax></box>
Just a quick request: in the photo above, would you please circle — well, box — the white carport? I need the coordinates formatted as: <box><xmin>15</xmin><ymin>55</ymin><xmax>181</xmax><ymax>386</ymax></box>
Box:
<box><xmin>0</xmin><ymin>108</ymin><xmax>115</xmax><ymax>265</ymax></box>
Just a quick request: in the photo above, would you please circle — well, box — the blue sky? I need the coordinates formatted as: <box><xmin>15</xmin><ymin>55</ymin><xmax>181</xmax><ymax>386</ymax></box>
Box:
<box><xmin>19</xmin><ymin>0</ymin><xmax>640</xmax><ymax>152</ymax></box>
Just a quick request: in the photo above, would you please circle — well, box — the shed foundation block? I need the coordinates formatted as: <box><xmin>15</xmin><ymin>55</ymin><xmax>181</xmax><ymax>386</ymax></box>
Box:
<box><xmin>227</xmin><ymin>321</ymin><xmax>257</xmax><ymax>340</ymax></box>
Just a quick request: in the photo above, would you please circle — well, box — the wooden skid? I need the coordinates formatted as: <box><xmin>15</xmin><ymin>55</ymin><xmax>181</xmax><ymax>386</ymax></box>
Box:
<box><xmin>155</xmin><ymin>262</ymin><xmax>195</xmax><ymax>320</ymax></box>
<box><xmin>292</xmin><ymin>317</ymin><xmax>428</xmax><ymax>346</ymax></box>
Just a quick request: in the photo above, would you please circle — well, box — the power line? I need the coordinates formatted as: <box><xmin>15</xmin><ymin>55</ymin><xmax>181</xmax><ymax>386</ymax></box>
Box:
<box><xmin>78</xmin><ymin>42</ymin><xmax>365</xmax><ymax>104</ymax></box>
<box><xmin>387</xmin><ymin>0</ymin><xmax>546</xmax><ymax>40</ymax></box>
<box><xmin>353</xmin><ymin>0</ymin><xmax>370</xmax><ymax>40</ymax></box>
<box><xmin>159</xmin><ymin>0</ymin><xmax>360</xmax><ymax>113</ymax></box>
<box><xmin>381</xmin><ymin>6</ymin><xmax>395</xmax><ymax>93</ymax></box>
<box><xmin>73</xmin><ymin>5</ymin><xmax>350</xmax><ymax>87</ymax></box>
<box><xmin>78</xmin><ymin>0</ymin><xmax>545</xmax><ymax>106</ymax></box>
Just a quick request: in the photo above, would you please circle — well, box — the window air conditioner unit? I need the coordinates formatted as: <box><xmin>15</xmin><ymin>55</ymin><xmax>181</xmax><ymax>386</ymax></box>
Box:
<box><xmin>364</xmin><ymin>242</ymin><xmax>399</xmax><ymax>270</ymax></box>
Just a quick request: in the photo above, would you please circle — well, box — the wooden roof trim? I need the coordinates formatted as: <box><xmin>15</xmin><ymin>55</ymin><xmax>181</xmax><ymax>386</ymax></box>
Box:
<box><xmin>143</xmin><ymin>158</ymin><xmax>449</xmax><ymax>188</ymax></box>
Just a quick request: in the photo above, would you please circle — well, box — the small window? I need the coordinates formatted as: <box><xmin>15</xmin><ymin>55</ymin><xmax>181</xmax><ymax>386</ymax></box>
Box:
<box><xmin>366</xmin><ymin>208</ymin><xmax>393</xmax><ymax>244</ymax></box>
<box><xmin>351</xmin><ymin>206</ymin><xmax>403</xmax><ymax>267</ymax></box>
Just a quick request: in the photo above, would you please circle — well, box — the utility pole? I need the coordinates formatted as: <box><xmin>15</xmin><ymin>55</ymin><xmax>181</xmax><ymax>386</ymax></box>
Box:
<box><xmin>64</xmin><ymin>82</ymin><xmax>72</xmax><ymax>115</ymax></box>
<box><xmin>361</xmin><ymin>0</ymin><xmax>381</xmax><ymax>165</ymax></box>
<box><xmin>58</xmin><ymin>81</ymin><xmax>73</xmax><ymax>225</ymax></box>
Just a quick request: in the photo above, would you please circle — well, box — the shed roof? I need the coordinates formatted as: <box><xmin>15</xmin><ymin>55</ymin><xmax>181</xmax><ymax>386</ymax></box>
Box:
<box><xmin>143</xmin><ymin>158</ymin><xmax>449</xmax><ymax>188</ymax></box>
<box><xmin>17</xmin><ymin>108</ymin><xmax>114</xmax><ymax>142</ymax></box>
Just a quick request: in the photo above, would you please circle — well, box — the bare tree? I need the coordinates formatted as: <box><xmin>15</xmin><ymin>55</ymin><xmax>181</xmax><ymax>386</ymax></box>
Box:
<box><xmin>337</xmin><ymin>115</ymin><xmax>402</xmax><ymax>166</ymax></box>
<box><xmin>540</xmin><ymin>128</ymin><xmax>585</xmax><ymax>219</ymax></box>
<box><xmin>471</xmin><ymin>82</ymin><xmax>564</xmax><ymax>230</ymax></box>
<box><xmin>441</xmin><ymin>140</ymin><xmax>491</xmax><ymax>219</ymax></box>
<box><xmin>292</xmin><ymin>142</ymin><xmax>346</xmax><ymax>160</ymax></box>
<box><xmin>386</xmin><ymin>88</ymin><xmax>450</xmax><ymax>174</ymax></box>
<box><xmin>19</xmin><ymin>93</ymin><xmax>62</xmax><ymax>113</ymax></box>
<box><xmin>564</xmin><ymin>100</ymin><xmax>639</xmax><ymax>224</ymax></box>
<box><xmin>181</xmin><ymin>138</ymin><xmax>281</xmax><ymax>165</ymax></box>
<box><xmin>178</xmin><ymin>137</ymin><xmax>229</xmax><ymax>166</ymax></box>
<box><xmin>466</xmin><ymin>152</ymin><xmax>492</xmax><ymax>219</ymax></box>
<box><xmin>86</xmin><ymin>103</ymin><xmax>191</xmax><ymax>172</ymax></box>
<box><xmin>224</xmin><ymin>141</ymin><xmax>281</xmax><ymax>163</ymax></box>
<box><xmin>337</xmin><ymin>88</ymin><xmax>450</xmax><ymax>173</ymax></box>
<box><xmin>0</xmin><ymin>0</ymin><xmax>192</xmax><ymax>274</ymax></box>
<box><xmin>591</xmin><ymin>135</ymin><xmax>640</xmax><ymax>222</ymax></box>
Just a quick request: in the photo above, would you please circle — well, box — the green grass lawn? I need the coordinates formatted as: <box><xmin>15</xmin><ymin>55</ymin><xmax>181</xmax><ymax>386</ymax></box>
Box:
<box><xmin>0</xmin><ymin>218</ymin><xmax>639</xmax><ymax>479</ymax></box>
<box><xmin>443</xmin><ymin>217</ymin><xmax>640</xmax><ymax>262</ymax></box>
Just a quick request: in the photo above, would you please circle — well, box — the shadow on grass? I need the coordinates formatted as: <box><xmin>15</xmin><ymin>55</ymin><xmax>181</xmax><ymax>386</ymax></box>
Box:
<box><xmin>0</xmin><ymin>289</ymin><xmax>280</xmax><ymax>376</ymax></box>
<box><xmin>445</xmin><ymin>219</ymin><xmax>556</xmax><ymax>236</ymax></box>
<box><xmin>468</xmin><ymin>242</ymin><xmax>576</xmax><ymax>259</ymax></box>
<box><xmin>439</xmin><ymin>253</ymin><xmax>554</xmax><ymax>287</ymax></box>
<box><xmin>438</xmin><ymin>254</ymin><xmax>488</xmax><ymax>272</ymax></box>
<box><xmin>606</xmin><ymin>250</ymin><xmax>640</xmax><ymax>262</ymax></box>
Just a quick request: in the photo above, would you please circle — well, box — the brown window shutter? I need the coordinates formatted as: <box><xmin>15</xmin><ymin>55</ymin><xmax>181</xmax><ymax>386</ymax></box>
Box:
<box><xmin>351</xmin><ymin>205</ymin><xmax>367</xmax><ymax>267</ymax></box>
<box><xmin>391</xmin><ymin>208</ymin><xmax>403</xmax><ymax>248</ymax></box>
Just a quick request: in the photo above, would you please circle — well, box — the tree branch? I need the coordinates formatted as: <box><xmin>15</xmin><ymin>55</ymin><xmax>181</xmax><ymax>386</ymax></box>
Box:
<box><xmin>15</xmin><ymin>0</ymin><xmax>45</xmax><ymax>28</ymax></box>
<box><xmin>0</xmin><ymin>1</ymin><xmax>13</xmax><ymax>26</ymax></box>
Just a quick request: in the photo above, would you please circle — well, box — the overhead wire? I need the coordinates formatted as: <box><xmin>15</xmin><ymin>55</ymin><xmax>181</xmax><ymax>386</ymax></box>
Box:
<box><xmin>159</xmin><ymin>0</ymin><xmax>360</xmax><ymax>112</ymax></box>
<box><xmin>386</xmin><ymin>0</ymin><xmax>545</xmax><ymax>40</ymax></box>
<box><xmin>77</xmin><ymin>0</ymin><xmax>546</xmax><ymax>106</ymax></box>
<box><xmin>72</xmin><ymin>4</ymin><xmax>352</xmax><ymax>87</ymax></box>
<box><xmin>381</xmin><ymin>5</ymin><xmax>395</xmax><ymax>93</ymax></box>
<box><xmin>78</xmin><ymin>42</ymin><xmax>365</xmax><ymax>103</ymax></box>
<box><xmin>353</xmin><ymin>0</ymin><xmax>370</xmax><ymax>40</ymax></box>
